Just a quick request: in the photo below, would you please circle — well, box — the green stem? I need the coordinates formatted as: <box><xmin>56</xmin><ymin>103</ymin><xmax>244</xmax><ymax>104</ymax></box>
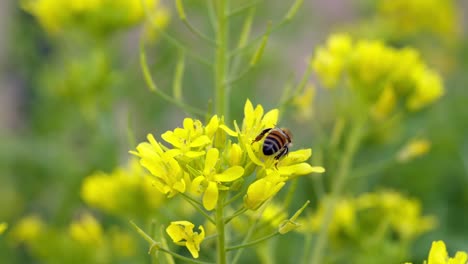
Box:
<box><xmin>226</xmin><ymin>231</ymin><xmax>280</xmax><ymax>251</ymax></box>
<box><xmin>216</xmin><ymin>192</ymin><xmax>227</xmax><ymax>264</ymax></box>
<box><xmin>214</xmin><ymin>0</ymin><xmax>229</xmax><ymax>117</ymax></box>
<box><xmin>180</xmin><ymin>193</ymin><xmax>216</xmax><ymax>224</ymax></box>
<box><xmin>224</xmin><ymin>206</ymin><xmax>247</xmax><ymax>224</ymax></box>
<box><xmin>309</xmin><ymin>120</ymin><xmax>365</xmax><ymax>264</ymax></box>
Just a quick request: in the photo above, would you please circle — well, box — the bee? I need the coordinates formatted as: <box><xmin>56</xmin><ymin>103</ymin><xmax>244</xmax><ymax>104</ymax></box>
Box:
<box><xmin>252</xmin><ymin>127</ymin><xmax>292</xmax><ymax>162</ymax></box>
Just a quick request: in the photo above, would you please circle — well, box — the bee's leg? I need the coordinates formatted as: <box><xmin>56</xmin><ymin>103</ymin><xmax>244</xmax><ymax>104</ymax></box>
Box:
<box><xmin>274</xmin><ymin>147</ymin><xmax>289</xmax><ymax>169</ymax></box>
<box><xmin>252</xmin><ymin>128</ymin><xmax>273</xmax><ymax>144</ymax></box>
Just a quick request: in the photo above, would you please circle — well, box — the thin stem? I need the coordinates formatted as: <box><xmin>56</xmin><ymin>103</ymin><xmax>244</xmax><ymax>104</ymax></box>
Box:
<box><xmin>158</xmin><ymin>247</ymin><xmax>215</xmax><ymax>264</ymax></box>
<box><xmin>226</xmin><ymin>231</ymin><xmax>280</xmax><ymax>251</ymax></box>
<box><xmin>224</xmin><ymin>189</ymin><xmax>244</xmax><ymax>206</ymax></box>
<box><xmin>139</xmin><ymin>35</ymin><xmax>206</xmax><ymax>117</ymax></box>
<box><xmin>309</xmin><ymin>120</ymin><xmax>365</xmax><ymax>264</ymax></box>
<box><xmin>224</xmin><ymin>206</ymin><xmax>247</xmax><ymax>224</ymax></box>
<box><xmin>216</xmin><ymin>192</ymin><xmax>227</xmax><ymax>264</ymax></box>
<box><xmin>180</xmin><ymin>193</ymin><xmax>216</xmax><ymax>224</ymax></box>
<box><xmin>141</xmin><ymin>0</ymin><xmax>212</xmax><ymax>67</ymax></box>
<box><xmin>214</xmin><ymin>0</ymin><xmax>229</xmax><ymax>117</ymax></box>
<box><xmin>227</xmin><ymin>0</ymin><xmax>264</xmax><ymax>17</ymax></box>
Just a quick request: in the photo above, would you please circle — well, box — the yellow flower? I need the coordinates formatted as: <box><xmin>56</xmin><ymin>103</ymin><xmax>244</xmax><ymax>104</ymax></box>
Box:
<box><xmin>427</xmin><ymin>241</ymin><xmax>468</xmax><ymax>264</ymax></box>
<box><xmin>131</xmin><ymin>134</ymin><xmax>189</xmax><ymax>197</ymax></box>
<box><xmin>69</xmin><ymin>213</ymin><xmax>103</xmax><ymax>246</ymax></box>
<box><xmin>166</xmin><ymin>221</ymin><xmax>205</xmax><ymax>258</ymax></box>
<box><xmin>292</xmin><ymin>84</ymin><xmax>315</xmax><ymax>122</ymax></box>
<box><xmin>0</xmin><ymin>222</ymin><xmax>7</xmax><ymax>235</ymax></box>
<box><xmin>244</xmin><ymin>171</ymin><xmax>286</xmax><ymax>210</ymax></box>
<box><xmin>11</xmin><ymin>215</ymin><xmax>44</xmax><ymax>243</ymax></box>
<box><xmin>81</xmin><ymin>159</ymin><xmax>165</xmax><ymax>217</ymax></box>
<box><xmin>397</xmin><ymin>139</ymin><xmax>431</xmax><ymax>162</ymax></box>
<box><xmin>192</xmin><ymin>148</ymin><xmax>244</xmax><ymax>210</ymax></box>
<box><xmin>161</xmin><ymin>118</ymin><xmax>212</xmax><ymax>159</ymax></box>
<box><xmin>371</xmin><ymin>85</ymin><xmax>396</xmax><ymax>120</ymax></box>
<box><xmin>312</xmin><ymin>33</ymin><xmax>353</xmax><ymax>88</ymax></box>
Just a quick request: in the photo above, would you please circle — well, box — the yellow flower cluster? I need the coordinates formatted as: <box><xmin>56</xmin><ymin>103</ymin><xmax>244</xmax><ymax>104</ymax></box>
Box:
<box><xmin>81</xmin><ymin>160</ymin><xmax>165</xmax><ymax>218</ymax></box>
<box><xmin>131</xmin><ymin>99</ymin><xmax>324</xmax><ymax>257</ymax></box>
<box><xmin>300</xmin><ymin>190</ymin><xmax>435</xmax><ymax>241</ymax></box>
<box><xmin>22</xmin><ymin>0</ymin><xmax>169</xmax><ymax>35</ymax></box>
<box><xmin>132</xmin><ymin>99</ymin><xmax>324</xmax><ymax>211</ymax></box>
<box><xmin>377</xmin><ymin>0</ymin><xmax>459</xmax><ymax>40</ymax></box>
<box><xmin>312</xmin><ymin>34</ymin><xmax>444</xmax><ymax>118</ymax></box>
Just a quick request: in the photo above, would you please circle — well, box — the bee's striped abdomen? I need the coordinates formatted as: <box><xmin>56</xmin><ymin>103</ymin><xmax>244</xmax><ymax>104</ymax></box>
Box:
<box><xmin>262</xmin><ymin>129</ymin><xmax>286</xmax><ymax>155</ymax></box>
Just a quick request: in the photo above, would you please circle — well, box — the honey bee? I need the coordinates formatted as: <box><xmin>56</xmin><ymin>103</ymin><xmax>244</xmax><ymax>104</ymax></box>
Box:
<box><xmin>252</xmin><ymin>127</ymin><xmax>292</xmax><ymax>162</ymax></box>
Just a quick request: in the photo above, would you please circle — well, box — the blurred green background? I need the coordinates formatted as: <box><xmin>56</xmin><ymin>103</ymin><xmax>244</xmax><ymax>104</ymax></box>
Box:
<box><xmin>0</xmin><ymin>0</ymin><xmax>467</xmax><ymax>263</ymax></box>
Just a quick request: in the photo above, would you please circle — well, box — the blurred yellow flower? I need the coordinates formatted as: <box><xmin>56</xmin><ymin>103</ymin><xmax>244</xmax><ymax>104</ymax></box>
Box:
<box><xmin>378</xmin><ymin>0</ymin><xmax>460</xmax><ymax>40</ymax></box>
<box><xmin>292</xmin><ymin>84</ymin><xmax>315</xmax><ymax>122</ymax></box>
<box><xmin>166</xmin><ymin>221</ymin><xmax>205</xmax><ymax>258</ymax></box>
<box><xmin>81</xmin><ymin>159</ymin><xmax>165</xmax><ymax>217</ymax></box>
<box><xmin>22</xmin><ymin>0</ymin><xmax>169</xmax><ymax>35</ymax></box>
<box><xmin>426</xmin><ymin>241</ymin><xmax>468</xmax><ymax>264</ymax></box>
<box><xmin>397</xmin><ymin>139</ymin><xmax>431</xmax><ymax>163</ymax></box>
<box><xmin>312</xmin><ymin>34</ymin><xmax>445</xmax><ymax>118</ymax></box>
<box><xmin>0</xmin><ymin>222</ymin><xmax>7</xmax><ymax>235</ymax></box>
<box><xmin>11</xmin><ymin>215</ymin><xmax>45</xmax><ymax>243</ymax></box>
<box><xmin>69</xmin><ymin>213</ymin><xmax>103</xmax><ymax>246</ymax></box>
<box><xmin>110</xmin><ymin>229</ymin><xmax>137</xmax><ymax>257</ymax></box>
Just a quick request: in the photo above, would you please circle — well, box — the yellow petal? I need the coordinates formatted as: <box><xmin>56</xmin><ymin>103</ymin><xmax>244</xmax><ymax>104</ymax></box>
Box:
<box><xmin>246</xmin><ymin>142</ymin><xmax>264</xmax><ymax>166</ymax></box>
<box><xmin>191</xmin><ymin>176</ymin><xmax>205</xmax><ymax>193</ymax></box>
<box><xmin>428</xmin><ymin>241</ymin><xmax>448</xmax><ymax>264</ymax></box>
<box><xmin>190</xmin><ymin>136</ymin><xmax>211</xmax><ymax>147</ymax></box>
<box><xmin>203</xmin><ymin>181</ymin><xmax>218</xmax><ymax>211</ymax></box>
<box><xmin>262</xmin><ymin>109</ymin><xmax>279</xmax><ymax>127</ymax></box>
<box><xmin>161</xmin><ymin>131</ymin><xmax>183</xmax><ymax>148</ymax></box>
<box><xmin>185</xmin><ymin>151</ymin><xmax>206</xmax><ymax>158</ymax></box>
<box><xmin>186</xmin><ymin>240</ymin><xmax>200</xmax><ymax>258</ymax></box>
<box><xmin>219</xmin><ymin>124</ymin><xmax>238</xmax><ymax>137</ymax></box>
<box><xmin>449</xmin><ymin>252</ymin><xmax>468</xmax><ymax>264</ymax></box>
<box><xmin>204</xmin><ymin>148</ymin><xmax>219</xmax><ymax>173</ymax></box>
<box><xmin>215</xmin><ymin>166</ymin><xmax>244</xmax><ymax>182</ymax></box>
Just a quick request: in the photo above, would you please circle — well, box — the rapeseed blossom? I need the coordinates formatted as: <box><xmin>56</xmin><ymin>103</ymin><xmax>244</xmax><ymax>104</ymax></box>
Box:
<box><xmin>69</xmin><ymin>213</ymin><xmax>104</xmax><ymax>246</ymax></box>
<box><xmin>312</xmin><ymin>34</ymin><xmax>444</xmax><ymax>119</ymax></box>
<box><xmin>132</xmin><ymin>99</ymin><xmax>324</xmax><ymax>210</ymax></box>
<box><xmin>166</xmin><ymin>221</ymin><xmax>205</xmax><ymax>258</ymax></box>
<box><xmin>22</xmin><ymin>0</ymin><xmax>169</xmax><ymax>35</ymax></box>
<box><xmin>131</xmin><ymin>99</ymin><xmax>324</xmax><ymax>257</ymax></box>
<box><xmin>81</xmin><ymin>160</ymin><xmax>165</xmax><ymax>217</ymax></box>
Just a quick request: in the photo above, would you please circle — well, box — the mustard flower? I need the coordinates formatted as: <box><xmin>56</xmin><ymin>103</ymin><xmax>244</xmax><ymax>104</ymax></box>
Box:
<box><xmin>69</xmin><ymin>213</ymin><xmax>104</xmax><ymax>246</ymax></box>
<box><xmin>0</xmin><ymin>222</ymin><xmax>7</xmax><ymax>235</ymax></box>
<box><xmin>312</xmin><ymin>34</ymin><xmax>445</xmax><ymax>118</ymax></box>
<box><xmin>397</xmin><ymin>138</ymin><xmax>431</xmax><ymax>162</ymax></box>
<box><xmin>244</xmin><ymin>171</ymin><xmax>286</xmax><ymax>210</ymax></box>
<box><xmin>166</xmin><ymin>221</ymin><xmax>205</xmax><ymax>258</ymax></box>
<box><xmin>131</xmin><ymin>134</ymin><xmax>189</xmax><ymax>197</ymax></box>
<box><xmin>10</xmin><ymin>215</ymin><xmax>45</xmax><ymax>243</ymax></box>
<box><xmin>292</xmin><ymin>84</ymin><xmax>315</xmax><ymax>122</ymax></box>
<box><xmin>192</xmin><ymin>148</ymin><xmax>244</xmax><ymax>210</ymax></box>
<box><xmin>427</xmin><ymin>241</ymin><xmax>468</xmax><ymax>264</ymax></box>
<box><xmin>81</xmin><ymin>159</ymin><xmax>164</xmax><ymax>217</ymax></box>
<box><xmin>161</xmin><ymin>117</ymin><xmax>212</xmax><ymax>159</ymax></box>
<box><xmin>22</xmin><ymin>0</ymin><xmax>169</xmax><ymax>35</ymax></box>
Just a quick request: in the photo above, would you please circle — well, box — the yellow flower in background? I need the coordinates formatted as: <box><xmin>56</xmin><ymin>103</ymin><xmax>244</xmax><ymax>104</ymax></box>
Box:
<box><xmin>192</xmin><ymin>148</ymin><xmax>244</xmax><ymax>210</ymax></box>
<box><xmin>377</xmin><ymin>0</ymin><xmax>460</xmax><ymax>40</ymax></box>
<box><xmin>299</xmin><ymin>190</ymin><xmax>435</xmax><ymax>242</ymax></box>
<box><xmin>426</xmin><ymin>241</ymin><xmax>468</xmax><ymax>264</ymax></box>
<box><xmin>10</xmin><ymin>215</ymin><xmax>45</xmax><ymax>243</ymax></box>
<box><xmin>292</xmin><ymin>84</ymin><xmax>315</xmax><ymax>122</ymax></box>
<box><xmin>166</xmin><ymin>221</ymin><xmax>205</xmax><ymax>258</ymax></box>
<box><xmin>69</xmin><ymin>213</ymin><xmax>104</xmax><ymax>246</ymax></box>
<box><xmin>312</xmin><ymin>33</ymin><xmax>352</xmax><ymax>88</ymax></box>
<box><xmin>131</xmin><ymin>134</ymin><xmax>189</xmax><ymax>197</ymax></box>
<box><xmin>312</xmin><ymin>34</ymin><xmax>445</xmax><ymax>117</ymax></box>
<box><xmin>110</xmin><ymin>229</ymin><xmax>137</xmax><ymax>257</ymax></box>
<box><xmin>22</xmin><ymin>0</ymin><xmax>169</xmax><ymax>35</ymax></box>
<box><xmin>0</xmin><ymin>222</ymin><xmax>8</xmax><ymax>235</ymax></box>
<box><xmin>397</xmin><ymin>139</ymin><xmax>431</xmax><ymax>162</ymax></box>
<box><xmin>81</xmin><ymin>159</ymin><xmax>165</xmax><ymax>217</ymax></box>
